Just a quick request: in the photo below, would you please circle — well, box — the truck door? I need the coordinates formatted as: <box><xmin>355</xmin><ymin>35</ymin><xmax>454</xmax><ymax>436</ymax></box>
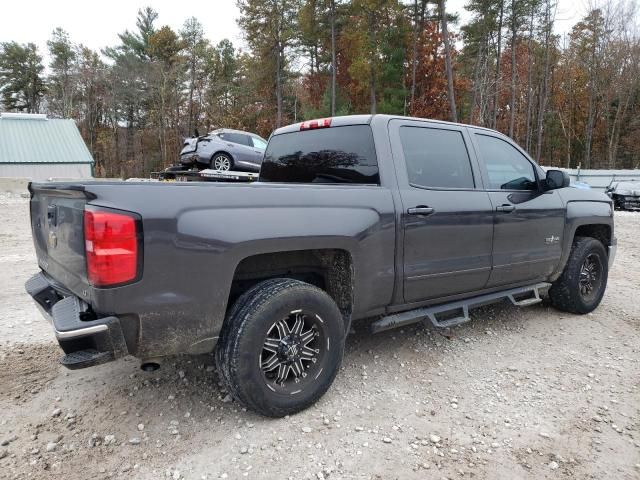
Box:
<box><xmin>389</xmin><ymin>119</ymin><xmax>494</xmax><ymax>303</ymax></box>
<box><xmin>470</xmin><ymin>131</ymin><xmax>565</xmax><ymax>287</ymax></box>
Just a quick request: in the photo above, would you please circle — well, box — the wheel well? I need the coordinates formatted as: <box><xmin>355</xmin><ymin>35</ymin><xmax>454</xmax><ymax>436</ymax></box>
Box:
<box><xmin>574</xmin><ymin>224</ymin><xmax>611</xmax><ymax>248</ymax></box>
<box><xmin>228</xmin><ymin>249</ymin><xmax>354</xmax><ymax>326</ymax></box>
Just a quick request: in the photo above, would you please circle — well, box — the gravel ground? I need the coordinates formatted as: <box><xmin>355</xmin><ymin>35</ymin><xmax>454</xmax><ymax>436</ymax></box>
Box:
<box><xmin>0</xmin><ymin>192</ymin><xmax>638</xmax><ymax>480</ymax></box>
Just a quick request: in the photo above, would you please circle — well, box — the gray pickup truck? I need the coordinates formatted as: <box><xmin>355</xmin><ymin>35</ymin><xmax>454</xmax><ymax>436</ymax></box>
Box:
<box><xmin>26</xmin><ymin>115</ymin><xmax>616</xmax><ymax>417</ymax></box>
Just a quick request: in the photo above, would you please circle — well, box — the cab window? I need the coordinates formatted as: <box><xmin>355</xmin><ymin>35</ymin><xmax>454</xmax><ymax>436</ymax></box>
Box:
<box><xmin>220</xmin><ymin>132</ymin><xmax>251</xmax><ymax>146</ymax></box>
<box><xmin>399</xmin><ymin>126</ymin><xmax>475</xmax><ymax>189</ymax></box>
<box><xmin>260</xmin><ymin>125</ymin><xmax>379</xmax><ymax>184</ymax></box>
<box><xmin>474</xmin><ymin>134</ymin><xmax>537</xmax><ymax>190</ymax></box>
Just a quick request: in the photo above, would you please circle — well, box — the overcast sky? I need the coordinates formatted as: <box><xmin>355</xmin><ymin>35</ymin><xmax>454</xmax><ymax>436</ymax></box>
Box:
<box><xmin>0</xmin><ymin>0</ymin><xmax>588</xmax><ymax>62</ymax></box>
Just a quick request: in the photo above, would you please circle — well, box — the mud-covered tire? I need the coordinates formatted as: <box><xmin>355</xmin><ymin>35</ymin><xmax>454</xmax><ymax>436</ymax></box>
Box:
<box><xmin>549</xmin><ymin>237</ymin><xmax>608</xmax><ymax>314</ymax></box>
<box><xmin>216</xmin><ymin>278</ymin><xmax>345</xmax><ymax>417</ymax></box>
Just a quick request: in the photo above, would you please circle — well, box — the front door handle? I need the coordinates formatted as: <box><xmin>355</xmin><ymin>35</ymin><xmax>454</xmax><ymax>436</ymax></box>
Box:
<box><xmin>496</xmin><ymin>204</ymin><xmax>516</xmax><ymax>213</ymax></box>
<box><xmin>407</xmin><ymin>206</ymin><xmax>435</xmax><ymax>216</ymax></box>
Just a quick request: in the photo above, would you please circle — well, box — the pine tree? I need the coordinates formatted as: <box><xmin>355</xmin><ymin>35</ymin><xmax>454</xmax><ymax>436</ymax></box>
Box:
<box><xmin>0</xmin><ymin>42</ymin><xmax>46</xmax><ymax>112</ymax></box>
<box><xmin>237</xmin><ymin>0</ymin><xmax>300</xmax><ymax>128</ymax></box>
<box><xmin>47</xmin><ymin>28</ymin><xmax>78</xmax><ymax>119</ymax></box>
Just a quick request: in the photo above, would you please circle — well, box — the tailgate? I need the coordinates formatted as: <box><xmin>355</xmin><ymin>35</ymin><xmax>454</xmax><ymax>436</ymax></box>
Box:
<box><xmin>29</xmin><ymin>183</ymin><xmax>90</xmax><ymax>292</ymax></box>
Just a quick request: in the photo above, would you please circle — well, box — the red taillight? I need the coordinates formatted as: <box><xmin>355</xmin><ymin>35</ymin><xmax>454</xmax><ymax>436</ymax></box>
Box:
<box><xmin>300</xmin><ymin>118</ymin><xmax>332</xmax><ymax>130</ymax></box>
<box><xmin>84</xmin><ymin>209</ymin><xmax>139</xmax><ymax>287</ymax></box>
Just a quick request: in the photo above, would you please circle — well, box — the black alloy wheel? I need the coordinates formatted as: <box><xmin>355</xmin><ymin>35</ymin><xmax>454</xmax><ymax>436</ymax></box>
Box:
<box><xmin>260</xmin><ymin>309</ymin><xmax>327</xmax><ymax>394</ymax></box>
<box><xmin>549</xmin><ymin>236</ymin><xmax>609</xmax><ymax>314</ymax></box>
<box><xmin>216</xmin><ymin>278</ymin><xmax>345</xmax><ymax>417</ymax></box>
<box><xmin>578</xmin><ymin>253</ymin><xmax>603</xmax><ymax>302</ymax></box>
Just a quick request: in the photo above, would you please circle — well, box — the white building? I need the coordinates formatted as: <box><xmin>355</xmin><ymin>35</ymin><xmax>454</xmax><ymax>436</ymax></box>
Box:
<box><xmin>0</xmin><ymin>113</ymin><xmax>94</xmax><ymax>180</ymax></box>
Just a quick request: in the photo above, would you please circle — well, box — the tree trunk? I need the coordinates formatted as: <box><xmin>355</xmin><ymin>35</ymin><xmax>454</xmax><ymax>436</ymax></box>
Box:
<box><xmin>276</xmin><ymin>42</ymin><xmax>283</xmax><ymax>128</ymax></box>
<box><xmin>508</xmin><ymin>0</ymin><xmax>517</xmax><ymax>138</ymax></box>
<box><xmin>535</xmin><ymin>0</ymin><xmax>553</xmax><ymax>163</ymax></box>
<box><xmin>368</xmin><ymin>11</ymin><xmax>377</xmax><ymax>114</ymax></box>
<box><xmin>468</xmin><ymin>41</ymin><xmax>484</xmax><ymax>124</ymax></box>
<box><xmin>439</xmin><ymin>0</ymin><xmax>457</xmax><ymax>122</ymax></box>
<box><xmin>607</xmin><ymin>83</ymin><xmax>632</xmax><ymax>168</ymax></box>
<box><xmin>492</xmin><ymin>0</ymin><xmax>505</xmax><ymax>129</ymax></box>
<box><xmin>330</xmin><ymin>0</ymin><xmax>336</xmax><ymax>116</ymax></box>
<box><xmin>370</xmin><ymin>67</ymin><xmax>377</xmax><ymax>114</ymax></box>
<box><xmin>410</xmin><ymin>0</ymin><xmax>419</xmax><ymax>113</ymax></box>
<box><xmin>187</xmin><ymin>55</ymin><xmax>196</xmax><ymax>136</ymax></box>
<box><xmin>584</xmin><ymin>29</ymin><xmax>598</xmax><ymax>168</ymax></box>
<box><xmin>126</xmin><ymin>106</ymin><xmax>135</xmax><ymax>169</ymax></box>
<box><xmin>524</xmin><ymin>4</ymin><xmax>534</xmax><ymax>152</ymax></box>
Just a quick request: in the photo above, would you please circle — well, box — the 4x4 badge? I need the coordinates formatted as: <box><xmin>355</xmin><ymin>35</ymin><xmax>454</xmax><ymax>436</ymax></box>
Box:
<box><xmin>545</xmin><ymin>235</ymin><xmax>560</xmax><ymax>245</ymax></box>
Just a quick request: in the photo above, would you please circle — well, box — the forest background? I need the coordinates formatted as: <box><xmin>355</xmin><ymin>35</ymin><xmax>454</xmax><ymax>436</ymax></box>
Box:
<box><xmin>1</xmin><ymin>0</ymin><xmax>638</xmax><ymax>177</ymax></box>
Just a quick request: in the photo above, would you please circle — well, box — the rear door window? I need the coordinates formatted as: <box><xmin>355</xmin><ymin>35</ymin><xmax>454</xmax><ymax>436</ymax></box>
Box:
<box><xmin>260</xmin><ymin>125</ymin><xmax>379</xmax><ymax>184</ymax></box>
<box><xmin>399</xmin><ymin>126</ymin><xmax>475</xmax><ymax>189</ymax></box>
<box><xmin>220</xmin><ymin>132</ymin><xmax>251</xmax><ymax>146</ymax></box>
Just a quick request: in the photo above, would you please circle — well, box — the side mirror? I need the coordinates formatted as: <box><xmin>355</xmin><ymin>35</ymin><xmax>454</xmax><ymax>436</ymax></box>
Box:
<box><xmin>545</xmin><ymin>169</ymin><xmax>570</xmax><ymax>190</ymax></box>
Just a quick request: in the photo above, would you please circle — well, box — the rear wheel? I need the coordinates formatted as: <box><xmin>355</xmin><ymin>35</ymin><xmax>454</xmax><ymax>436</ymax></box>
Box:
<box><xmin>212</xmin><ymin>153</ymin><xmax>233</xmax><ymax>171</ymax></box>
<box><xmin>216</xmin><ymin>278</ymin><xmax>345</xmax><ymax>417</ymax></box>
<box><xmin>549</xmin><ymin>236</ymin><xmax>608</xmax><ymax>314</ymax></box>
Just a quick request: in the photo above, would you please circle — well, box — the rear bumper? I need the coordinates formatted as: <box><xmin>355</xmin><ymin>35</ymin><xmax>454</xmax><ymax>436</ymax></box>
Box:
<box><xmin>25</xmin><ymin>273</ymin><xmax>129</xmax><ymax>369</ymax></box>
<box><xmin>180</xmin><ymin>152</ymin><xmax>205</xmax><ymax>166</ymax></box>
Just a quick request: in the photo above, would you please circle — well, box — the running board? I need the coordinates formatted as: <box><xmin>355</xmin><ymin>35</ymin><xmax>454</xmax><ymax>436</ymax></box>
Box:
<box><xmin>370</xmin><ymin>282</ymin><xmax>550</xmax><ymax>333</ymax></box>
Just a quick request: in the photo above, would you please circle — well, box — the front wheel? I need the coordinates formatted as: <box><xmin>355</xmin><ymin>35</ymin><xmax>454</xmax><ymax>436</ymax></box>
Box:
<box><xmin>216</xmin><ymin>278</ymin><xmax>345</xmax><ymax>417</ymax></box>
<box><xmin>549</xmin><ymin>237</ymin><xmax>608</xmax><ymax>314</ymax></box>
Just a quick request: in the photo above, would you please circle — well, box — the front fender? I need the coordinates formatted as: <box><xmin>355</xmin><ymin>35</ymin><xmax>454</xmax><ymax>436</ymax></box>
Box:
<box><xmin>550</xmin><ymin>200</ymin><xmax>613</xmax><ymax>280</ymax></box>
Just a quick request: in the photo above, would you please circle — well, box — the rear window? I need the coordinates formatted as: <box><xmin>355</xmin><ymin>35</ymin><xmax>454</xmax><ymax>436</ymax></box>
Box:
<box><xmin>219</xmin><ymin>132</ymin><xmax>251</xmax><ymax>146</ymax></box>
<box><xmin>259</xmin><ymin>125</ymin><xmax>379</xmax><ymax>184</ymax></box>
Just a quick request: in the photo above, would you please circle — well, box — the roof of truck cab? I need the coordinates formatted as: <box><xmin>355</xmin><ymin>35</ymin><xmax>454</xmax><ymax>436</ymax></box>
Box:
<box><xmin>0</xmin><ymin>113</ymin><xmax>94</xmax><ymax>165</ymax></box>
<box><xmin>271</xmin><ymin>114</ymin><xmax>500</xmax><ymax>136</ymax></box>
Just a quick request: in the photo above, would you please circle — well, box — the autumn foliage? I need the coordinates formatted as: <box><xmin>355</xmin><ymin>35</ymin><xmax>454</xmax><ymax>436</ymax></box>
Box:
<box><xmin>0</xmin><ymin>1</ymin><xmax>639</xmax><ymax>177</ymax></box>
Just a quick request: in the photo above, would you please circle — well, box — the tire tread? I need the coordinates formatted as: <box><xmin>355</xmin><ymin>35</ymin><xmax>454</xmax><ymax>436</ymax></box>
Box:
<box><xmin>549</xmin><ymin>236</ymin><xmax>608</xmax><ymax>314</ymax></box>
<box><xmin>216</xmin><ymin>278</ymin><xmax>344</xmax><ymax>417</ymax></box>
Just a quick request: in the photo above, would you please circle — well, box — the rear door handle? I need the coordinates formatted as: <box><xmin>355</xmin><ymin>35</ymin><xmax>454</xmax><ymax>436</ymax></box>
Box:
<box><xmin>496</xmin><ymin>204</ymin><xmax>516</xmax><ymax>213</ymax></box>
<box><xmin>407</xmin><ymin>206</ymin><xmax>435</xmax><ymax>216</ymax></box>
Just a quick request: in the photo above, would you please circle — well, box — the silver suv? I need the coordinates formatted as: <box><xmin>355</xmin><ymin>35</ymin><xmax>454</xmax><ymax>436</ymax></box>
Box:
<box><xmin>180</xmin><ymin>128</ymin><xmax>268</xmax><ymax>172</ymax></box>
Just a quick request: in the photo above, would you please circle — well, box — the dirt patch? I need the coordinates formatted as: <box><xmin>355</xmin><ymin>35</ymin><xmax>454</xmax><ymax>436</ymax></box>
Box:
<box><xmin>0</xmin><ymin>195</ymin><xmax>639</xmax><ymax>480</ymax></box>
<box><xmin>0</xmin><ymin>343</ymin><xmax>60</xmax><ymax>403</ymax></box>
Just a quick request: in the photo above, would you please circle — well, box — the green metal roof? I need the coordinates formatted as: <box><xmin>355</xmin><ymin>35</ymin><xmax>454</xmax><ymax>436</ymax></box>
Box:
<box><xmin>0</xmin><ymin>114</ymin><xmax>94</xmax><ymax>164</ymax></box>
